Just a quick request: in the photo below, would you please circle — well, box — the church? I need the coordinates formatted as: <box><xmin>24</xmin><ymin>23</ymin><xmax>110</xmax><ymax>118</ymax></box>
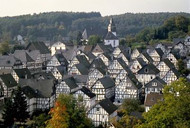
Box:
<box><xmin>104</xmin><ymin>18</ymin><xmax>119</xmax><ymax>48</ymax></box>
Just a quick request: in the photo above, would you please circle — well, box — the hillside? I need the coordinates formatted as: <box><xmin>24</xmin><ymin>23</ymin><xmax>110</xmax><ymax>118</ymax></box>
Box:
<box><xmin>0</xmin><ymin>12</ymin><xmax>190</xmax><ymax>42</ymax></box>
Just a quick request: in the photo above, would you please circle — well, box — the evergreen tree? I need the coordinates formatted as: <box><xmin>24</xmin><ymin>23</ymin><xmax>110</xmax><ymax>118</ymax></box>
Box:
<box><xmin>2</xmin><ymin>99</ymin><xmax>15</xmax><ymax>127</ymax></box>
<box><xmin>13</xmin><ymin>86</ymin><xmax>29</xmax><ymax>124</ymax></box>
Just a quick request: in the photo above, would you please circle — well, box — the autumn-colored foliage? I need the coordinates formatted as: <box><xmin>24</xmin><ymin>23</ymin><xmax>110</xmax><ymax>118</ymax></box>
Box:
<box><xmin>46</xmin><ymin>101</ymin><xmax>69</xmax><ymax>128</ymax></box>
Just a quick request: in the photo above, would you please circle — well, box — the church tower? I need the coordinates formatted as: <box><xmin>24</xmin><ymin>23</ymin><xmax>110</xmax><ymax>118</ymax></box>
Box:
<box><xmin>104</xmin><ymin>18</ymin><xmax>119</xmax><ymax>48</ymax></box>
<box><xmin>108</xmin><ymin>18</ymin><xmax>116</xmax><ymax>36</ymax></box>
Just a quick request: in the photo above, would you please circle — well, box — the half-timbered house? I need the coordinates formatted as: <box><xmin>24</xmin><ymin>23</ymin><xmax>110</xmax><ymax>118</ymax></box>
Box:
<box><xmin>91</xmin><ymin>76</ymin><xmax>115</xmax><ymax>101</ymax></box>
<box><xmin>87</xmin><ymin>98</ymin><xmax>117</xmax><ymax>127</ymax></box>
<box><xmin>145</xmin><ymin>77</ymin><xmax>166</xmax><ymax>94</ymax></box>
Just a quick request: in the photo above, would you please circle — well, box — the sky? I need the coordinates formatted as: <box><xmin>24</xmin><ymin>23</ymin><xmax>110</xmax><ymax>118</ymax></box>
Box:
<box><xmin>0</xmin><ymin>0</ymin><xmax>189</xmax><ymax>17</ymax></box>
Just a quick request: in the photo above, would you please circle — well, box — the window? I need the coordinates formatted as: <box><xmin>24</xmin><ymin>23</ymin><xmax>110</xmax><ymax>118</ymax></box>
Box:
<box><xmin>97</xmin><ymin>108</ymin><xmax>99</xmax><ymax>111</ymax></box>
<box><xmin>144</xmin><ymin>68</ymin><xmax>148</xmax><ymax>73</ymax></box>
<box><xmin>152</xmin><ymin>82</ymin><xmax>157</xmax><ymax>86</ymax></box>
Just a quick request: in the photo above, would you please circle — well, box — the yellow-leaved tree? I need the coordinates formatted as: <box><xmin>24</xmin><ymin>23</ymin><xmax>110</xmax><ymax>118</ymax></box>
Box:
<box><xmin>46</xmin><ymin>101</ymin><xmax>69</xmax><ymax>128</ymax></box>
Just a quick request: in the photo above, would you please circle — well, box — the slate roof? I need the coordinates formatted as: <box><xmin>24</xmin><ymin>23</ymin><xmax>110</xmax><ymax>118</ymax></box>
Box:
<box><xmin>96</xmin><ymin>43</ymin><xmax>113</xmax><ymax>53</ymax></box>
<box><xmin>99</xmin><ymin>76</ymin><xmax>115</xmax><ymax>89</ymax></box>
<box><xmin>127</xmin><ymin>73</ymin><xmax>142</xmax><ymax>89</ymax></box>
<box><xmin>136</xmin><ymin>58</ymin><xmax>147</xmax><ymax>67</ymax></box>
<box><xmin>32</xmin><ymin>72</ymin><xmax>56</xmax><ymax>80</ymax></box>
<box><xmin>22</xmin><ymin>86</ymin><xmax>43</xmax><ymax>98</ymax></box>
<box><xmin>0</xmin><ymin>55</ymin><xmax>22</xmax><ymax>67</ymax></box>
<box><xmin>19</xmin><ymin>79</ymin><xmax>55</xmax><ymax>98</ymax></box>
<box><xmin>13</xmin><ymin>50</ymin><xmax>34</xmax><ymax>63</ymax></box>
<box><xmin>75</xmin><ymin>63</ymin><xmax>89</xmax><ymax>75</ymax></box>
<box><xmin>170</xmin><ymin>68</ymin><xmax>180</xmax><ymax>78</ymax></box>
<box><xmin>55</xmin><ymin>53</ymin><xmax>68</xmax><ymax>65</ymax></box>
<box><xmin>27</xmin><ymin>50</ymin><xmax>41</xmax><ymax>61</ymax></box>
<box><xmin>76</xmin><ymin>55</ymin><xmax>90</xmax><ymax>68</ymax></box>
<box><xmin>104</xmin><ymin>31</ymin><xmax>118</xmax><ymax>40</ymax></box>
<box><xmin>73</xmin><ymin>75</ymin><xmax>88</xmax><ymax>84</ymax></box>
<box><xmin>56</xmin><ymin>66</ymin><xmax>65</xmax><ymax>76</ymax></box>
<box><xmin>138</xmin><ymin>63</ymin><xmax>160</xmax><ymax>75</ymax></box>
<box><xmin>141</xmin><ymin>51</ymin><xmax>153</xmax><ymax>63</ymax></box>
<box><xmin>80</xmin><ymin>86</ymin><xmax>96</xmax><ymax>98</ymax></box>
<box><xmin>0</xmin><ymin>74</ymin><xmax>17</xmax><ymax>88</ymax></box>
<box><xmin>99</xmin><ymin>98</ymin><xmax>117</xmax><ymax>115</ymax></box>
<box><xmin>173</xmin><ymin>38</ymin><xmax>184</xmax><ymax>45</ymax></box>
<box><xmin>145</xmin><ymin>77</ymin><xmax>166</xmax><ymax>88</ymax></box>
<box><xmin>26</xmin><ymin>42</ymin><xmax>50</xmax><ymax>54</ymax></box>
<box><xmin>163</xmin><ymin>59</ymin><xmax>175</xmax><ymax>69</ymax></box>
<box><xmin>155</xmin><ymin>48</ymin><xmax>164</xmax><ymax>57</ymax></box>
<box><xmin>90</xmin><ymin>58</ymin><xmax>107</xmax><ymax>70</ymax></box>
<box><xmin>14</xmin><ymin>68</ymin><xmax>32</xmax><ymax>79</ymax></box>
<box><xmin>144</xmin><ymin>93</ymin><xmax>163</xmax><ymax>106</ymax></box>
<box><xmin>64</xmin><ymin>77</ymin><xmax>78</xmax><ymax>90</ymax></box>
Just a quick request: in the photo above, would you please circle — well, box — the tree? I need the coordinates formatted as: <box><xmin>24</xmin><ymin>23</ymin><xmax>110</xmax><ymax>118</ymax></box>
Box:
<box><xmin>47</xmin><ymin>94</ymin><xmax>93</xmax><ymax>128</ymax></box>
<box><xmin>88</xmin><ymin>35</ymin><xmax>102</xmax><ymax>45</ymax></box>
<box><xmin>111</xmin><ymin>99</ymin><xmax>144</xmax><ymax>128</ymax></box>
<box><xmin>30</xmin><ymin>111</ymin><xmax>50</xmax><ymax>128</ymax></box>
<box><xmin>0</xmin><ymin>41</ymin><xmax>10</xmax><ymax>55</ymax></box>
<box><xmin>177</xmin><ymin>59</ymin><xmax>189</xmax><ymax>76</ymax></box>
<box><xmin>46</xmin><ymin>101</ymin><xmax>69</xmax><ymax>128</ymax></box>
<box><xmin>2</xmin><ymin>99</ymin><xmax>15</xmax><ymax>127</ymax></box>
<box><xmin>137</xmin><ymin>78</ymin><xmax>190</xmax><ymax>128</ymax></box>
<box><xmin>175</xmin><ymin>15</ymin><xmax>189</xmax><ymax>32</ymax></box>
<box><xmin>13</xmin><ymin>86</ymin><xmax>29</xmax><ymax>124</ymax></box>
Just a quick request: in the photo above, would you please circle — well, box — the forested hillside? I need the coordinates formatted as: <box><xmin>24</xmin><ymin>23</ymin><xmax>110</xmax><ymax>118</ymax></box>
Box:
<box><xmin>0</xmin><ymin>11</ymin><xmax>189</xmax><ymax>42</ymax></box>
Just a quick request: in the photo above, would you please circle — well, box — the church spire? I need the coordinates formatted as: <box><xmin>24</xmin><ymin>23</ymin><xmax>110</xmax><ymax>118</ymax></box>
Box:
<box><xmin>108</xmin><ymin>18</ymin><xmax>116</xmax><ymax>36</ymax></box>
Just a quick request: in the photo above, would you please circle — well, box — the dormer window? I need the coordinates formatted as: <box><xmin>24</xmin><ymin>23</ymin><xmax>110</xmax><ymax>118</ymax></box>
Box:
<box><xmin>144</xmin><ymin>68</ymin><xmax>148</xmax><ymax>73</ymax></box>
<box><xmin>152</xmin><ymin>82</ymin><xmax>157</xmax><ymax>86</ymax></box>
<box><xmin>7</xmin><ymin>60</ymin><xmax>10</xmax><ymax>64</ymax></box>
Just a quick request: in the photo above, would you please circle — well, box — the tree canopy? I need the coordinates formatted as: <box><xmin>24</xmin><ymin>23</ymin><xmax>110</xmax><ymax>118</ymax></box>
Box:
<box><xmin>137</xmin><ymin>78</ymin><xmax>190</xmax><ymax>128</ymax></box>
<box><xmin>46</xmin><ymin>94</ymin><xmax>93</xmax><ymax>128</ymax></box>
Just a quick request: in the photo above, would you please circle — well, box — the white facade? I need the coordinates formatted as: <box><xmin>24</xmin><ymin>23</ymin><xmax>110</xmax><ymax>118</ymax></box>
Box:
<box><xmin>88</xmin><ymin>104</ymin><xmax>117</xmax><ymax>127</ymax></box>
<box><xmin>104</xmin><ymin>39</ymin><xmax>119</xmax><ymax>48</ymax></box>
<box><xmin>50</xmin><ymin>42</ymin><xmax>66</xmax><ymax>56</ymax></box>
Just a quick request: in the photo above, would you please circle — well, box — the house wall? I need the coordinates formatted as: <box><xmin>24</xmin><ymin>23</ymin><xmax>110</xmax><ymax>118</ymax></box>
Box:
<box><xmin>104</xmin><ymin>39</ymin><xmax>119</xmax><ymax>48</ymax></box>
<box><xmin>88</xmin><ymin>104</ymin><xmax>109</xmax><ymax>127</ymax></box>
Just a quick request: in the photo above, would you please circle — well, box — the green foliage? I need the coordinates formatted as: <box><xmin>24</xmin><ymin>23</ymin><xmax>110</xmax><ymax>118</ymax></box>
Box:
<box><xmin>0</xmin><ymin>12</ymin><xmax>189</xmax><ymax>42</ymax></box>
<box><xmin>177</xmin><ymin>59</ymin><xmax>189</xmax><ymax>76</ymax></box>
<box><xmin>48</xmin><ymin>94</ymin><xmax>93</xmax><ymax>128</ymax></box>
<box><xmin>136</xmin><ymin>28</ymin><xmax>155</xmax><ymax>42</ymax></box>
<box><xmin>0</xmin><ymin>41</ymin><xmax>10</xmax><ymax>55</ymax></box>
<box><xmin>168</xmin><ymin>31</ymin><xmax>186</xmax><ymax>41</ymax></box>
<box><xmin>135</xmin><ymin>15</ymin><xmax>190</xmax><ymax>42</ymax></box>
<box><xmin>2</xmin><ymin>99</ymin><xmax>15</xmax><ymax>127</ymax></box>
<box><xmin>121</xmin><ymin>99</ymin><xmax>144</xmax><ymax>115</ymax></box>
<box><xmin>13</xmin><ymin>86</ymin><xmax>29</xmax><ymax>123</ymax></box>
<box><xmin>137</xmin><ymin>78</ymin><xmax>190</xmax><ymax>128</ymax></box>
<box><xmin>88</xmin><ymin>35</ymin><xmax>102</xmax><ymax>45</ymax></box>
<box><xmin>111</xmin><ymin>99</ymin><xmax>144</xmax><ymax>128</ymax></box>
<box><xmin>30</xmin><ymin>113</ymin><xmax>50</xmax><ymax>128</ymax></box>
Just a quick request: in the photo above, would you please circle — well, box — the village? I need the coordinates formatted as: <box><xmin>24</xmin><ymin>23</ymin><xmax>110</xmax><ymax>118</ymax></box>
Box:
<box><xmin>0</xmin><ymin>18</ymin><xmax>190</xmax><ymax>127</ymax></box>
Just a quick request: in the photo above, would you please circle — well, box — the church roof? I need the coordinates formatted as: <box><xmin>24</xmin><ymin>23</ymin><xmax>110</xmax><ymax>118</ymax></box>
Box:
<box><xmin>104</xmin><ymin>32</ymin><xmax>118</xmax><ymax>40</ymax></box>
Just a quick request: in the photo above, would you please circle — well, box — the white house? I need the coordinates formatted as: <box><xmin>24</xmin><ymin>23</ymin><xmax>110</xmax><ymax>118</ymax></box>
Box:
<box><xmin>0</xmin><ymin>74</ymin><xmax>17</xmax><ymax>98</ymax></box>
<box><xmin>136</xmin><ymin>63</ymin><xmax>160</xmax><ymax>85</ymax></box>
<box><xmin>145</xmin><ymin>77</ymin><xmax>166</xmax><ymax>94</ymax></box>
<box><xmin>50</xmin><ymin>41</ymin><xmax>66</xmax><ymax>56</ymax></box>
<box><xmin>73</xmin><ymin>86</ymin><xmax>96</xmax><ymax>110</ymax></box>
<box><xmin>56</xmin><ymin>77</ymin><xmax>80</xmax><ymax>97</ymax></box>
<box><xmin>157</xmin><ymin>59</ymin><xmax>175</xmax><ymax>78</ymax></box>
<box><xmin>87</xmin><ymin>98</ymin><xmax>117</xmax><ymax>127</ymax></box>
<box><xmin>91</xmin><ymin>76</ymin><xmax>115</xmax><ymax>101</ymax></box>
<box><xmin>115</xmin><ymin>74</ymin><xmax>142</xmax><ymax>104</ymax></box>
